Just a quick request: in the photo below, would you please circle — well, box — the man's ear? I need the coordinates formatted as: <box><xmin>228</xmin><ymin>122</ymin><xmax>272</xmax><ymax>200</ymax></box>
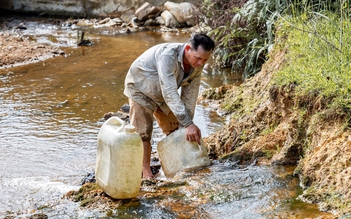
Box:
<box><xmin>185</xmin><ymin>44</ymin><xmax>192</xmax><ymax>51</ymax></box>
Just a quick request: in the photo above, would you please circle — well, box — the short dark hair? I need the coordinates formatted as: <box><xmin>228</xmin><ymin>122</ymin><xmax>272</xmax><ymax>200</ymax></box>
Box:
<box><xmin>189</xmin><ymin>33</ymin><xmax>215</xmax><ymax>52</ymax></box>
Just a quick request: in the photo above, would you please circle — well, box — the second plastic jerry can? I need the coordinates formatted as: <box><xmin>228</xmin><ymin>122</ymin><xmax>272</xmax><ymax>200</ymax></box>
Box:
<box><xmin>157</xmin><ymin>128</ymin><xmax>211</xmax><ymax>178</ymax></box>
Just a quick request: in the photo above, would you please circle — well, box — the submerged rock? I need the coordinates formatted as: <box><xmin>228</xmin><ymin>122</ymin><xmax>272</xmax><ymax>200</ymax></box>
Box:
<box><xmin>80</xmin><ymin>172</ymin><xmax>96</xmax><ymax>185</ymax></box>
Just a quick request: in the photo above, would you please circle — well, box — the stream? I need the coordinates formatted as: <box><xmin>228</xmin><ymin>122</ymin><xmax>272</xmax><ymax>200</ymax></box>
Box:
<box><xmin>0</xmin><ymin>16</ymin><xmax>334</xmax><ymax>218</ymax></box>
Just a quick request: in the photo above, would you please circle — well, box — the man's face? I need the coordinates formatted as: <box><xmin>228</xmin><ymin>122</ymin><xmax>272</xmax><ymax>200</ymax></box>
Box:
<box><xmin>185</xmin><ymin>45</ymin><xmax>212</xmax><ymax>68</ymax></box>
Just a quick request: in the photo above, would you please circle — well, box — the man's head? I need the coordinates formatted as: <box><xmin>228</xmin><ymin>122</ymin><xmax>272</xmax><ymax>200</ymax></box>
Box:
<box><xmin>189</xmin><ymin>33</ymin><xmax>215</xmax><ymax>52</ymax></box>
<box><xmin>184</xmin><ymin>34</ymin><xmax>215</xmax><ymax>68</ymax></box>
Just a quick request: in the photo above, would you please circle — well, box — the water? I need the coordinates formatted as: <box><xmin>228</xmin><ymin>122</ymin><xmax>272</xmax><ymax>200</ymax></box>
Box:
<box><xmin>0</xmin><ymin>16</ymin><xmax>333</xmax><ymax>218</ymax></box>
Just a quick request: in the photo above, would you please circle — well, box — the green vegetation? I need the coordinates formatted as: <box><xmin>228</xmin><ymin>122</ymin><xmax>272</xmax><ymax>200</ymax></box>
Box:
<box><xmin>201</xmin><ymin>0</ymin><xmax>351</xmax><ymax>117</ymax></box>
<box><xmin>273</xmin><ymin>7</ymin><xmax>351</xmax><ymax>115</ymax></box>
<box><xmin>260</xmin><ymin>123</ymin><xmax>278</xmax><ymax>136</ymax></box>
<box><xmin>201</xmin><ymin>0</ymin><xmax>279</xmax><ymax>78</ymax></box>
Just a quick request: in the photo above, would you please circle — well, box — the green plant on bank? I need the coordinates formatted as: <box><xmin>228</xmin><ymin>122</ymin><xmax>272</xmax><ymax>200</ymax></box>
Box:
<box><xmin>340</xmin><ymin>116</ymin><xmax>351</xmax><ymax>132</ymax></box>
<box><xmin>221</xmin><ymin>97</ymin><xmax>243</xmax><ymax>114</ymax></box>
<box><xmin>297</xmin><ymin>107</ymin><xmax>307</xmax><ymax>127</ymax></box>
<box><xmin>201</xmin><ymin>0</ymin><xmax>282</xmax><ymax>78</ymax></box>
<box><xmin>273</xmin><ymin>2</ymin><xmax>351</xmax><ymax>117</ymax></box>
<box><xmin>301</xmin><ymin>139</ymin><xmax>312</xmax><ymax>157</ymax></box>
<box><xmin>260</xmin><ymin>122</ymin><xmax>278</xmax><ymax>136</ymax></box>
<box><xmin>201</xmin><ymin>0</ymin><xmax>350</xmax><ymax>79</ymax></box>
<box><xmin>240</xmin><ymin>129</ymin><xmax>249</xmax><ymax>142</ymax></box>
<box><xmin>262</xmin><ymin>149</ymin><xmax>274</xmax><ymax>159</ymax></box>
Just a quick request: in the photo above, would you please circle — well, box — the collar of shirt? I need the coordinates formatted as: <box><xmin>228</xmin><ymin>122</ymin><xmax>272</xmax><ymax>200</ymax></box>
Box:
<box><xmin>178</xmin><ymin>44</ymin><xmax>187</xmax><ymax>72</ymax></box>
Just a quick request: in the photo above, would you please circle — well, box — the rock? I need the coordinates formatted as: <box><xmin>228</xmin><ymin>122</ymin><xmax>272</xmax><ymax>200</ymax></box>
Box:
<box><xmin>127</xmin><ymin>17</ymin><xmax>139</xmax><ymax>28</ymax></box>
<box><xmin>154</xmin><ymin>16</ymin><xmax>165</xmax><ymax>26</ymax></box>
<box><xmin>135</xmin><ymin>2</ymin><xmax>160</xmax><ymax>21</ymax></box>
<box><xmin>76</xmin><ymin>19</ymin><xmax>94</xmax><ymax>27</ymax></box>
<box><xmin>14</xmin><ymin>23</ymin><xmax>27</xmax><ymax>30</ymax></box>
<box><xmin>144</xmin><ymin>18</ymin><xmax>156</xmax><ymax>26</ymax></box>
<box><xmin>81</xmin><ymin>172</ymin><xmax>96</xmax><ymax>185</ymax></box>
<box><xmin>28</xmin><ymin>213</ymin><xmax>48</xmax><ymax>219</ymax></box>
<box><xmin>94</xmin><ymin>17</ymin><xmax>118</xmax><ymax>28</ymax></box>
<box><xmin>111</xmin><ymin>17</ymin><xmax>123</xmax><ymax>24</ymax></box>
<box><xmin>161</xmin><ymin>10</ymin><xmax>180</xmax><ymax>28</ymax></box>
<box><xmin>103</xmin><ymin>104</ymin><xmax>130</xmax><ymax>122</ymax></box>
<box><xmin>121</xmin><ymin>8</ymin><xmax>135</xmax><ymax>24</ymax></box>
<box><xmin>164</xmin><ymin>1</ymin><xmax>197</xmax><ymax>26</ymax></box>
<box><xmin>120</xmin><ymin>103</ymin><xmax>130</xmax><ymax>113</ymax></box>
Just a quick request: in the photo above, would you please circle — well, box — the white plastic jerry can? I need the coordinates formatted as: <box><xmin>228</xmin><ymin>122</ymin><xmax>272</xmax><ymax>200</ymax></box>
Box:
<box><xmin>157</xmin><ymin>128</ymin><xmax>211</xmax><ymax>178</ymax></box>
<box><xmin>95</xmin><ymin>116</ymin><xmax>143</xmax><ymax>199</ymax></box>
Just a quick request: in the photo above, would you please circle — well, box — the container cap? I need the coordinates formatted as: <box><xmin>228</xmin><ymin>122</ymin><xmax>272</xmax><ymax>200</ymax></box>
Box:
<box><xmin>124</xmin><ymin>124</ymin><xmax>135</xmax><ymax>133</ymax></box>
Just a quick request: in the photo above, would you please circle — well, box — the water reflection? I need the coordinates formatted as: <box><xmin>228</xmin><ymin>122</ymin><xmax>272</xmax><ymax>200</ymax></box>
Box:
<box><xmin>0</xmin><ymin>17</ymin><xmax>332</xmax><ymax>218</ymax></box>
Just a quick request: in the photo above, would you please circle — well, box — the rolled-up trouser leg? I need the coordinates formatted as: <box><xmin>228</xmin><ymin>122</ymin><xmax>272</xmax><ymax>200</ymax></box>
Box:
<box><xmin>128</xmin><ymin>99</ymin><xmax>154</xmax><ymax>142</ymax></box>
<box><xmin>153</xmin><ymin>106</ymin><xmax>179</xmax><ymax>135</ymax></box>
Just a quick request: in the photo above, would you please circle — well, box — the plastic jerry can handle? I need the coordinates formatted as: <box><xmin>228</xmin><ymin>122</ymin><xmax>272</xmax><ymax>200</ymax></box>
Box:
<box><xmin>105</xmin><ymin>116</ymin><xmax>125</xmax><ymax>132</ymax></box>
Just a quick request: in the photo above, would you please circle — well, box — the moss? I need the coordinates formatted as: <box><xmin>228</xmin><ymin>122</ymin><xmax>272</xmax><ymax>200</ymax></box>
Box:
<box><xmin>220</xmin><ymin>94</ymin><xmax>244</xmax><ymax>114</ymax></box>
<box><xmin>80</xmin><ymin>198</ymin><xmax>94</xmax><ymax>207</ymax></box>
<box><xmin>219</xmin><ymin>146</ymin><xmax>253</xmax><ymax>164</ymax></box>
<box><xmin>262</xmin><ymin>149</ymin><xmax>274</xmax><ymax>159</ymax></box>
<box><xmin>300</xmin><ymin>185</ymin><xmax>350</xmax><ymax>214</ymax></box>
<box><xmin>69</xmin><ymin>183</ymin><xmax>101</xmax><ymax>202</ymax></box>
<box><xmin>260</xmin><ymin>123</ymin><xmax>278</xmax><ymax>136</ymax></box>
<box><xmin>202</xmin><ymin>87</ymin><xmax>229</xmax><ymax>100</ymax></box>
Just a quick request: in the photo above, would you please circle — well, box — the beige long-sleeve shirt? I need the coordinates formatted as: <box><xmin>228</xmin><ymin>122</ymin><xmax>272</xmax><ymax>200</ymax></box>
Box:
<box><xmin>123</xmin><ymin>42</ymin><xmax>203</xmax><ymax>127</ymax></box>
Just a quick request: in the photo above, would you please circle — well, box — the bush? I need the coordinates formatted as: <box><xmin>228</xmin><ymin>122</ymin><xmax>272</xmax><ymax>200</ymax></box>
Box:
<box><xmin>201</xmin><ymin>0</ymin><xmax>289</xmax><ymax>78</ymax></box>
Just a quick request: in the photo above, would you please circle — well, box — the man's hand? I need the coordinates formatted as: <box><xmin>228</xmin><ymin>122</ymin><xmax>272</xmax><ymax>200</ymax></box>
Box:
<box><xmin>185</xmin><ymin>123</ymin><xmax>201</xmax><ymax>145</ymax></box>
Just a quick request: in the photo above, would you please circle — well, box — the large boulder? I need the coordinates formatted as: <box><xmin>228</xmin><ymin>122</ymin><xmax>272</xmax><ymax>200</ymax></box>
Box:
<box><xmin>164</xmin><ymin>1</ymin><xmax>197</xmax><ymax>26</ymax></box>
<box><xmin>135</xmin><ymin>2</ymin><xmax>160</xmax><ymax>21</ymax></box>
<box><xmin>161</xmin><ymin>10</ymin><xmax>180</xmax><ymax>27</ymax></box>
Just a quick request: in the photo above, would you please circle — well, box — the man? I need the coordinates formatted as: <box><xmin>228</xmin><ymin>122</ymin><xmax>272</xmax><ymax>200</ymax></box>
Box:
<box><xmin>124</xmin><ymin>33</ymin><xmax>215</xmax><ymax>179</ymax></box>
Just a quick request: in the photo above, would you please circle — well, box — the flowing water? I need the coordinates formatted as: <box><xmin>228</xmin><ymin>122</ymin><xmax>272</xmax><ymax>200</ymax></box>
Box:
<box><xmin>0</xmin><ymin>16</ymin><xmax>333</xmax><ymax>218</ymax></box>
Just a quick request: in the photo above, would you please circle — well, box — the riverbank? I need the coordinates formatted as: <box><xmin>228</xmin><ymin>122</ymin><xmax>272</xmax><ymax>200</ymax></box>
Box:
<box><xmin>202</xmin><ymin>41</ymin><xmax>351</xmax><ymax>217</ymax></box>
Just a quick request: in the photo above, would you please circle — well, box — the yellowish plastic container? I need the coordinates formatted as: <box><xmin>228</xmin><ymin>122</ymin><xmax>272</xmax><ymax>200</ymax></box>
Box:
<box><xmin>157</xmin><ymin>128</ymin><xmax>211</xmax><ymax>178</ymax></box>
<box><xmin>95</xmin><ymin>116</ymin><xmax>143</xmax><ymax>199</ymax></box>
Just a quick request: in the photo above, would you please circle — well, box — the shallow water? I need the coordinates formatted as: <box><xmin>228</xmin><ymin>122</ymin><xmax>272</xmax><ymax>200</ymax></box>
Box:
<box><xmin>0</xmin><ymin>16</ymin><xmax>333</xmax><ymax>218</ymax></box>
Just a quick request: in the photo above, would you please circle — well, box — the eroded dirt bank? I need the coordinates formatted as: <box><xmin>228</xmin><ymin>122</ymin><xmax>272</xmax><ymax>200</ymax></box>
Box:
<box><xmin>202</xmin><ymin>47</ymin><xmax>351</xmax><ymax>217</ymax></box>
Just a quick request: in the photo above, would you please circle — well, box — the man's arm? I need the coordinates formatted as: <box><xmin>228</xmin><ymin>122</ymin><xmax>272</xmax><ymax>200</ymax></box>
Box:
<box><xmin>180</xmin><ymin>69</ymin><xmax>202</xmax><ymax>144</ymax></box>
<box><xmin>158</xmin><ymin>55</ymin><xmax>193</xmax><ymax>127</ymax></box>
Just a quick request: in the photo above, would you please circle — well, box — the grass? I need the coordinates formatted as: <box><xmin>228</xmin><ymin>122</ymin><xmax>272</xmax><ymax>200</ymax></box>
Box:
<box><xmin>200</xmin><ymin>0</ymin><xmax>351</xmax><ymax>82</ymax></box>
<box><xmin>273</xmin><ymin>12</ymin><xmax>351</xmax><ymax>116</ymax></box>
